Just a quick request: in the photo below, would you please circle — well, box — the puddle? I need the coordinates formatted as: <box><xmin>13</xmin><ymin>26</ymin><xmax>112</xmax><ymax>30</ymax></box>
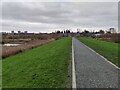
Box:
<box><xmin>0</xmin><ymin>44</ymin><xmax>20</xmax><ymax>46</ymax></box>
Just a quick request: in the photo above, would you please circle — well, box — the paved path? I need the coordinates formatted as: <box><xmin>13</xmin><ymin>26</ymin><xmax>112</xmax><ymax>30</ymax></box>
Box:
<box><xmin>72</xmin><ymin>37</ymin><xmax>119</xmax><ymax>88</ymax></box>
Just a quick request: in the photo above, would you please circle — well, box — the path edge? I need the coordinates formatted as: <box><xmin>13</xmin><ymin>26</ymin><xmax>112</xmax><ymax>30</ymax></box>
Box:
<box><xmin>72</xmin><ymin>37</ymin><xmax>77</xmax><ymax>89</ymax></box>
<box><xmin>78</xmin><ymin>38</ymin><xmax>120</xmax><ymax>70</ymax></box>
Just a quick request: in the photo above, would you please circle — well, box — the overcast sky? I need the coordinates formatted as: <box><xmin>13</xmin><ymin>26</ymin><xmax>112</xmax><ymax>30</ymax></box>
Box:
<box><xmin>1</xmin><ymin>1</ymin><xmax>119</xmax><ymax>33</ymax></box>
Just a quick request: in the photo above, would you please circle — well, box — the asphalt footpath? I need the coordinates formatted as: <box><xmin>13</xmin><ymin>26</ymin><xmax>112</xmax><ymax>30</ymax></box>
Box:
<box><xmin>72</xmin><ymin>37</ymin><xmax>119</xmax><ymax>88</ymax></box>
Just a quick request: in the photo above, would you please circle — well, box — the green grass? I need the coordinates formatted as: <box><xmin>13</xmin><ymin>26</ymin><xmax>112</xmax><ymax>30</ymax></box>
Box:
<box><xmin>77</xmin><ymin>37</ymin><xmax>119</xmax><ymax>67</ymax></box>
<box><xmin>2</xmin><ymin>37</ymin><xmax>71</xmax><ymax>88</ymax></box>
<box><xmin>0</xmin><ymin>61</ymin><xmax>2</xmax><ymax>89</ymax></box>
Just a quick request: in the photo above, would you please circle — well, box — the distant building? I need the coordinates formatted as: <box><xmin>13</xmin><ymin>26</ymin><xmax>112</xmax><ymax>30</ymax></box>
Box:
<box><xmin>77</xmin><ymin>28</ymin><xmax>80</xmax><ymax>33</ymax></box>
<box><xmin>109</xmin><ymin>28</ymin><xmax>116</xmax><ymax>33</ymax></box>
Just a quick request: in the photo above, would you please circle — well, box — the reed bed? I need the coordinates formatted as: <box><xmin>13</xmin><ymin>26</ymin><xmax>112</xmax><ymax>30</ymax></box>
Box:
<box><xmin>2</xmin><ymin>39</ymin><xmax>54</xmax><ymax>58</ymax></box>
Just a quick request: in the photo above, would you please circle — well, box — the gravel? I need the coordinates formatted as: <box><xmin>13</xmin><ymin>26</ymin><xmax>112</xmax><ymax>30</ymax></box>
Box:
<box><xmin>72</xmin><ymin>37</ymin><xmax>119</xmax><ymax>88</ymax></box>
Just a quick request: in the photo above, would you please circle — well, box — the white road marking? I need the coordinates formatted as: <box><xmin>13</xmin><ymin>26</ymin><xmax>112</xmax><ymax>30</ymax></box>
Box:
<box><xmin>72</xmin><ymin>38</ymin><xmax>77</xmax><ymax>89</ymax></box>
<box><xmin>79</xmin><ymin>40</ymin><xmax>120</xmax><ymax>70</ymax></box>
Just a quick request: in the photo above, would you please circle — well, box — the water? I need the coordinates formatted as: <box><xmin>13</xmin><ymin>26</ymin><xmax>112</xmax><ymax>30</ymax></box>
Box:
<box><xmin>0</xmin><ymin>44</ymin><xmax>20</xmax><ymax>46</ymax></box>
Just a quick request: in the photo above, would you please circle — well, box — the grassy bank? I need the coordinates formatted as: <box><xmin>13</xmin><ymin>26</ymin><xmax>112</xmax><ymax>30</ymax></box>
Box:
<box><xmin>0</xmin><ymin>61</ymin><xmax>1</xmax><ymax>89</ymax></box>
<box><xmin>3</xmin><ymin>37</ymin><xmax>71</xmax><ymax>88</ymax></box>
<box><xmin>77</xmin><ymin>37</ymin><xmax>119</xmax><ymax>67</ymax></box>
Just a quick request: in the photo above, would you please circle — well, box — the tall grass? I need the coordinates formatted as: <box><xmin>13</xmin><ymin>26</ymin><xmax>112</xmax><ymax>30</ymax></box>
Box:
<box><xmin>2</xmin><ymin>39</ymin><xmax>53</xmax><ymax>58</ymax></box>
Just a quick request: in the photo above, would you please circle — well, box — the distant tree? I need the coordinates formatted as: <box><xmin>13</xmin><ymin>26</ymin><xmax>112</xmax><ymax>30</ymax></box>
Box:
<box><xmin>61</xmin><ymin>31</ymin><xmax>63</xmax><ymax>33</ymax></box>
<box><xmin>56</xmin><ymin>30</ymin><xmax>60</xmax><ymax>34</ymax></box>
<box><xmin>66</xmin><ymin>30</ymin><xmax>70</xmax><ymax>33</ymax></box>
<box><xmin>84</xmin><ymin>30</ymin><xmax>89</xmax><ymax>33</ymax></box>
<box><xmin>68</xmin><ymin>30</ymin><xmax>70</xmax><ymax>33</ymax></box>
<box><xmin>99</xmin><ymin>30</ymin><xmax>105</xmax><ymax>34</ymax></box>
<box><xmin>77</xmin><ymin>31</ymin><xmax>79</xmax><ymax>33</ymax></box>
<box><xmin>77</xmin><ymin>28</ymin><xmax>81</xmax><ymax>33</ymax></box>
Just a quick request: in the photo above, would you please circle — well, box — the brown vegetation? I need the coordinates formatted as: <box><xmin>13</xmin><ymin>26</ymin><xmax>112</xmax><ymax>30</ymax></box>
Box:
<box><xmin>2</xmin><ymin>39</ymin><xmax>54</xmax><ymax>58</ymax></box>
<box><xmin>1</xmin><ymin>32</ymin><xmax>64</xmax><ymax>58</ymax></box>
<box><xmin>1</xmin><ymin>39</ymin><xmax>31</xmax><ymax>44</ymax></box>
<box><xmin>97</xmin><ymin>33</ymin><xmax>120</xmax><ymax>43</ymax></box>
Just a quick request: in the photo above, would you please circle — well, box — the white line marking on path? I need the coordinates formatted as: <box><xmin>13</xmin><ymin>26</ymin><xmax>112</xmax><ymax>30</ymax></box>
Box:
<box><xmin>79</xmin><ymin>40</ymin><xmax>120</xmax><ymax>70</ymax></box>
<box><xmin>72</xmin><ymin>38</ymin><xmax>77</xmax><ymax>89</ymax></box>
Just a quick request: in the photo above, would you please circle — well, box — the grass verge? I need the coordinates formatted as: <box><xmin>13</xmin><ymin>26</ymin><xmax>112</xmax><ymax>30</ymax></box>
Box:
<box><xmin>77</xmin><ymin>37</ymin><xmax>119</xmax><ymax>67</ymax></box>
<box><xmin>3</xmin><ymin>37</ymin><xmax>71</xmax><ymax>88</ymax></box>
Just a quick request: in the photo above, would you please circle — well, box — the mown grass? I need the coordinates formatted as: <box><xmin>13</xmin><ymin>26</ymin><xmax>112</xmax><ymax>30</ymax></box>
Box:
<box><xmin>77</xmin><ymin>37</ymin><xmax>119</xmax><ymax>67</ymax></box>
<box><xmin>2</xmin><ymin>37</ymin><xmax>71</xmax><ymax>88</ymax></box>
<box><xmin>0</xmin><ymin>61</ymin><xmax>2</xmax><ymax>89</ymax></box>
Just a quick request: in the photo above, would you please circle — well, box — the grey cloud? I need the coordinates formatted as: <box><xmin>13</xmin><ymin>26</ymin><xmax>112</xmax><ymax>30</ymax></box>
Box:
<box><xmin>1</xmin><ymin>2</ymin><xmax>118</xmax><ymax>32</ymax></box>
